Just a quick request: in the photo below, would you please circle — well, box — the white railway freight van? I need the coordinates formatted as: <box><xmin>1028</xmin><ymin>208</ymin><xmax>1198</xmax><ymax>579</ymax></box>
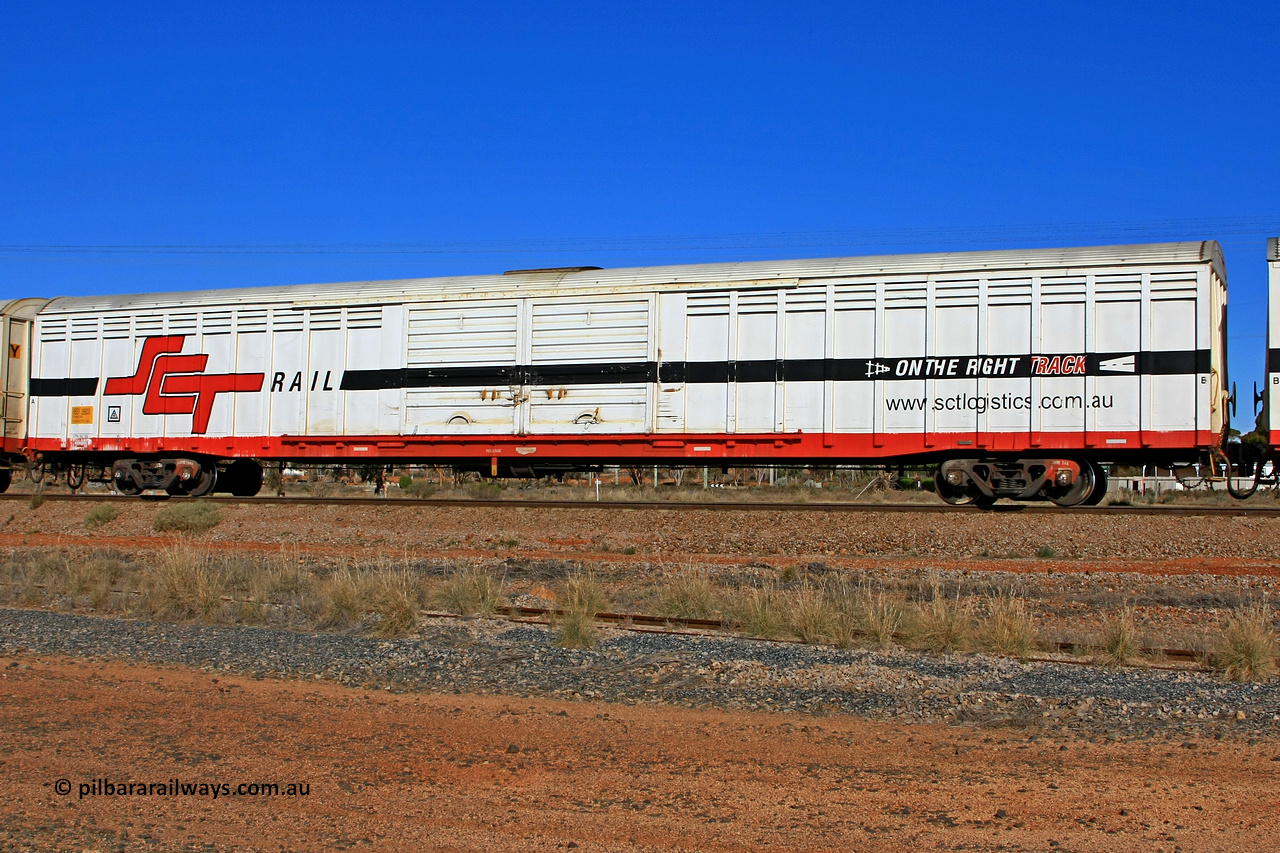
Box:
<box><xmin>1269</xmin><ymin>237</ymin><xmax>1280</xmax><ymax>443</ymax></box>
<box><xmin>2</xmin><ymin>241</ymin><xmax>1228</xmax><ymax>505</ymax></box>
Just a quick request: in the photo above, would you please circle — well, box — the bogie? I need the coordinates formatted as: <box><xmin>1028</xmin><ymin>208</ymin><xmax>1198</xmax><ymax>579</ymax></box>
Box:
<box><xmin>936</xmin><ymin>457</ymin><xmax>1105</xmax><ymax>507</ymax></box>
<box><xmin>112</xmin><ymin>457</ymin><xmax>218</xmax><ymax>497</ymax></box>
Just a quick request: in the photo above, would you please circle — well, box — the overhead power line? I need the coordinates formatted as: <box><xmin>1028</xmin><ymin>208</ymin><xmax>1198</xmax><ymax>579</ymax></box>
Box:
<box><xmin>1</xmin><ymin>216</ymin><xmax>1278</xmax><ymax>256</ymax></box>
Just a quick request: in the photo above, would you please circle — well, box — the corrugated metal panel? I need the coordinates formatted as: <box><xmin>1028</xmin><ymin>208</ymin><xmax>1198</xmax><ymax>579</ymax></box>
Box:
<box><xmin>530</xmin><ymin>298</ymin><xmax>648</xmax><ymax>364</ymax></box>
<box><xmin>407</xmin><ymin>303</ymin><xmax>518</xmax><ymax>367</ymax></box>
<box><xmin>36</xmin><ymin>241</ymin><xmax>1225</xmax><ymax>314</ymax></box>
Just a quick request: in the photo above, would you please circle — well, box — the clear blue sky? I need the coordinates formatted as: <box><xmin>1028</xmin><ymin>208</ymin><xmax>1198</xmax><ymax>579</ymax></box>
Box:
<box><xmin>2</xmin><ymin>2</ymin><xmax>1277</xmax><ymax>425</ymax></box>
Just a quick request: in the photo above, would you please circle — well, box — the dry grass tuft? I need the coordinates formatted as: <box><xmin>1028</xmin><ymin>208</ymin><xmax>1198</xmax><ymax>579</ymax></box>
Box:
<box><xmin>728</xmin><ymin>582</ymin><xmax>788</xmax><ymax>639</ymax></box>
<box><xmin>906</xmin><ymin>583</ymin><xmax>974</xmax><ymax>652</ymax></box>
<box><xmin>0</xmin><ymin>555</ymin><xmax>52</xmax><ymax>606</ymax></box>
<box><xmin>978</xmin><ymin>594</ymin><xmax>1039</xmax><ymax>660</ymax></box>
<box><xmin>554</xmin><ymin>607</ymin><xmax>599</xmax><ymax>649</ymax></box>
<box><xmin>316</xmin><ymin>568</ymin><xmax>367</xmax><ymax>630</ymax></box>
<box><xmin>1097</xmin><ymin>605</ymin><xmax>1143</xmax><ymax>668</ymax></box>
<box><xmin>141</xmin><ymin>545</ymin><xmax>227</xmax><ymax>621</ymax></box>
<box><xmin>1215</xmin><ymin>601</ymin><xmax>1277</xmax><ymax>682</ymax></box>
<box><xmin>853</xmin><ymin>590</ymin><xmax>902</xmax><ymax>648</ymax></box>
<box><xmin>789</xmin><ymin>584</ymin><xmax>837</xmax><ymax>643</ymax></box>
<box><xmin>825</xmin><ymin>579</ymin><xmax>902</xmax><ymax>649</ymax></box>
<box><xmin>435</xmin><ymin>564</ymin><xmax>504</xmax><ymax>615</ymax></box>
<box><xmin>554</xmin><ymin>570</ymin><xmax>609</xmax><ymax>649</ymax></box>
<box><xmin>657</xmin><ymin>569</ymin><xmax>719</xmax><ymax>619</ymax></box>
<box><xmin>559</xmin><ymin>570</ymin><xmax>609</xmax><ymax>617</ymax></box>
<box><xmin>364</xmin><ymin>568</ymin><xmax>426</xmax><ymax>637</ymax></box>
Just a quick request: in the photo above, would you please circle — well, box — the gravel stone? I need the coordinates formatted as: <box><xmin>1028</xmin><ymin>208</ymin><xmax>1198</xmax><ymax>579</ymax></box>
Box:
<box><xmin>3</xmin><ymin>607</ymin><xmax>1277</xmax><ymax>739</ymax></box>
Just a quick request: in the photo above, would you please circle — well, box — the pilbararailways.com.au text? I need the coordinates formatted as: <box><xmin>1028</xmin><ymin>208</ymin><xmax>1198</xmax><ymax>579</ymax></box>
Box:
<box><xmin>54</xmin><ymin>777</ymin><xmax>310</xmax><ymax>800</ymax></box>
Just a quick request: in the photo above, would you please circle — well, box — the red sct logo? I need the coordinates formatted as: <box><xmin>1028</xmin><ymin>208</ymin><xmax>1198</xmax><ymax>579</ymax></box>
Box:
<box><xmin>104</xmin><ymin>336</ymin><xmax>265</xmax><ymax>434</ymax></box>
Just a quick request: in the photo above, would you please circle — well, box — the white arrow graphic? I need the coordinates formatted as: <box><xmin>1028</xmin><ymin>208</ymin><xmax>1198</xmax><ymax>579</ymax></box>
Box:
<box><xmin>1099</xmin><ymin>355</ymin><xmax>1136</xmax><ymax>373</ymax></box>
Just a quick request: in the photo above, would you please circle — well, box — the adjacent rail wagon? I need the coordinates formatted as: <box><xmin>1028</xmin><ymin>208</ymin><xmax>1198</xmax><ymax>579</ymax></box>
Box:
<box><xmin>0</xmin><ymin>241</ymin><xmax>1229</xmax><ymax>505</ymax></box>
<box><xmin>1269</xmin><ymin>237</ymin><xmax>1280</xmax><ymax>451</ymax></box>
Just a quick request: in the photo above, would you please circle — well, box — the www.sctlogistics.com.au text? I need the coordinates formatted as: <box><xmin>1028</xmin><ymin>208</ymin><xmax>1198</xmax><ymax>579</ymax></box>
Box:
<box><xmin>61</xmin><ymin>778</ymin><xmax>310</xmax><ymax>800</ymax></box>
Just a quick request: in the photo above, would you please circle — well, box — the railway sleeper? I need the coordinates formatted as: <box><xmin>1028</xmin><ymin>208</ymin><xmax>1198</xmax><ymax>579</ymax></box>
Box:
<box><xmin>936</xmin><ymin>457</ymin><xmax>1102</xmax><ymax>507</ymax></box>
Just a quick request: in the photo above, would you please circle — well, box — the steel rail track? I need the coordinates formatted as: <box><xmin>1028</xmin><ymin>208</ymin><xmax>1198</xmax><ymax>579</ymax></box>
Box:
<box><xmin>453</xmin><ymin>606</ymin><xmax>1205</xmax><ymax>668</ymax></box>
<box><xmin>3</xmin><ymin>492</ymin><xmax>1279</xmax><ymax>517</ymax></box>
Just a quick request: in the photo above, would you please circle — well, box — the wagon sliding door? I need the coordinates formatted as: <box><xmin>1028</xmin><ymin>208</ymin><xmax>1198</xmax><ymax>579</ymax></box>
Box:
<box><xmin>1090</xmin><ymin>274</ymin><xmax>1142</xmax><ymax>447</ymax></box>
<box><xmin>403</xmin><ymin>301</ymin><xmax>522</xmax><ymax>435</ymax></box>
<box><xmin>928</xmin><ymin>280</ymin><xmax>979</xmax><ymax>448</ymax></box>
<box><xmin>3</xmin><ymin>318</ymin><xmax>29</xmax><ymax>444</ymax></box>
<box><xmin>525</xmin><ymin>296</ymin><xmax>651</xmax><ymax>434</ymax></box>
<box><xmin>685</xmin><ymin>293</ymin><xmax>731</xmax><ymax>433</ymax></box>
<box><xmin>1035</xmin><ymin>278</ymin><xmax>1086</xmax><ymax>446</ymax></box>
<box><xmin>734</xmin><ymin>291</ymin><xmax>776</xmax><ymax>432</ymax></box>
<box><xmin>1147</xmin><ymin>272</ymin><xmax>1201</xmax><ymax>443</ymax></box>
<box><xmin>877</xmin><ymin>282</ymin><xmax>927</xmax><ymax>447</ymax></box>
<box><xmin>983</xmin><ymin>279</ymin><xmax>1033</xmax><ymax>451</ymax></box>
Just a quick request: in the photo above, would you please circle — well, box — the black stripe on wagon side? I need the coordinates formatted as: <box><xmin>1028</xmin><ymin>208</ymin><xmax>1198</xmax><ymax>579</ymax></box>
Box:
<box><xmin>527</xmin><ymin>362</ymin><xmax>655</xmax><ymax>385</ymax></box>
<box><xmin>336</xmin><ymin>349</ymin><xmax>1210</xmax><ymax>391</ymax></box>
<box><xmin>340</xmin><ymin>362</ymin><xmax>657</xmax><ymax>391</ymax></box>
<box><xmin>29</xmin><ymin>378</ymin><xmax>99</xmax><ymax>396</ymax></box>
<box><xmin>1136</xmin><ymin>350</ymin><xmax>1210</xmax><ymax>376</ymax></box>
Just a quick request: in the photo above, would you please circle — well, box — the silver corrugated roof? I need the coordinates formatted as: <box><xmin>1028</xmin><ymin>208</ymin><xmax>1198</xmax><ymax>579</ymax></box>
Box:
<box><xmin>1269</xmin><ymin>237</ymin><xmax>1279</xmax><ymax>262</ymax></box>
<box><xmin>39</xmin><ymin>241</ymin><xmax>1225</xmax><ymax>313</ymax></box>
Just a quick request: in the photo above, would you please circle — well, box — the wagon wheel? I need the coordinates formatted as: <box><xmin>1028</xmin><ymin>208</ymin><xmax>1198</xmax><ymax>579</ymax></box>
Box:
<box><xmin>171</xmin><ymin>466</ymin><xmax>218</xmax><ymax>498</ymax></box>
<box><xmin>1044</xmin><ymin>462</ymin><xmax>1096</xmax><ymax>507</ymax></box>
<box><xmin>112</xmin><ymin>468</ymin><xmax>142</xmax><ymax>496</ymax></box>
<box><xmin>933</xmin><ymin>467</ymin><xmax>990</xmax><ymax>507</ymax></box>
<box><xmin>1082</xmin><ymin>462</ymin><xmax>1108</xmax><ymax>505</ymax></box>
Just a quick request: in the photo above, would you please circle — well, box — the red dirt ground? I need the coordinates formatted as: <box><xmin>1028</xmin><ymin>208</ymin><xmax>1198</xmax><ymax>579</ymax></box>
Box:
<box><xmin>3</xmin><ymin>529</ymin><xmax>1280</xmax><ymax>580</ymax></box>
<box><xmin>3</xmin><ymin>654</ymin><xmax>1277</xmax><ymax>852</ymax></box>
<box><xmin>7</xmin><ymin>497</ymin><xmax>1280</xmax><ymax>579</ymax></box>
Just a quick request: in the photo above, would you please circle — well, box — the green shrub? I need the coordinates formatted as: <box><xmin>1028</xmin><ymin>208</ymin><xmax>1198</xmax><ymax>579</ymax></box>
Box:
<box><xmin>395</xmin><ymin>475</ymin><xmax>438</xmax><ymax>498</ymax></box>
<box><xmin>465</xmin><ymin>481</ymin><xmax>502</xmax><ymax>500</ymax></box>
<box><xmin>896</xmin><ymin>477</ymin><xmax>933</xmax><ymax>492</ymax></box>
<box><xmin>153</xmin><ymin>501</ymin><xmax>221</xmax><ymax>533</ymax></box>
<box><xmin>84</xmin><ymin>504</ymin><xmax>120</xmax><ymax>530</ymax></box>
<box><xmin>403</xmin><ymin>479</ymin><xmax>437</xmax><ymax>498</ymax></box>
